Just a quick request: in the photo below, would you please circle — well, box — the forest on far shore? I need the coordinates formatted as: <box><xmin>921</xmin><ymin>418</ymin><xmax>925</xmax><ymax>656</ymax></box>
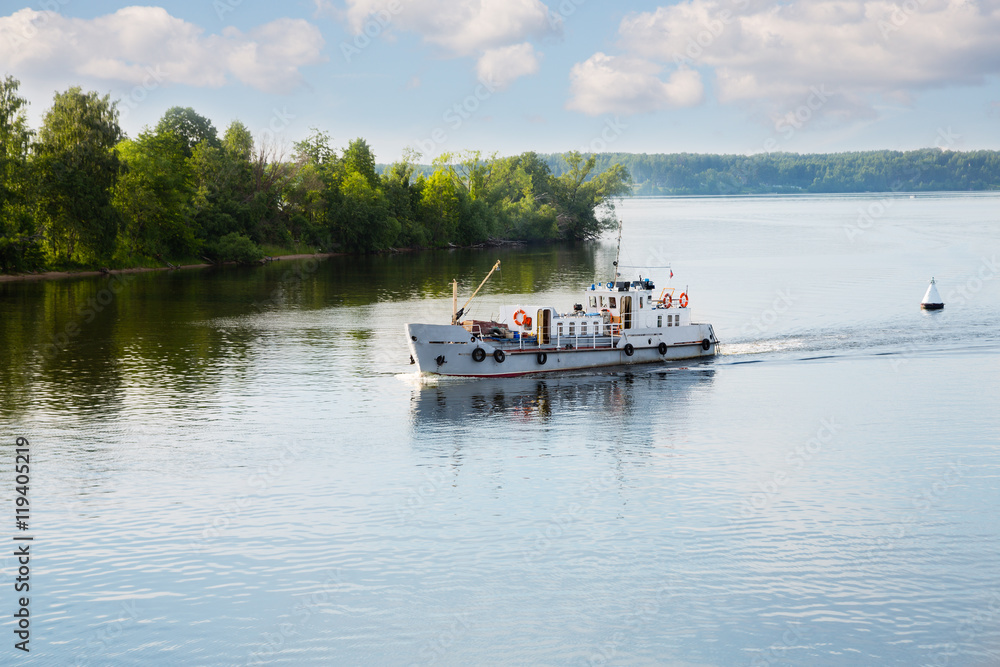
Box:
<box><xmin>540</xmin><ymin>149</ymin><xmax>1000</xmax><ymax>195</ymax></box>
<box><xmin>0</xmin><ymin>76</ymin><xmax>631</xmax><ymax>274</ymax></box>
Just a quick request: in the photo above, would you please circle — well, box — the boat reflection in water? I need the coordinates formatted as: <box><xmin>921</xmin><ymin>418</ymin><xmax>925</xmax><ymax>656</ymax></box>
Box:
<box><xmin>408</xmin><ymin>362</ymin><xmax>717</xmax><ymax>435</ymax></box>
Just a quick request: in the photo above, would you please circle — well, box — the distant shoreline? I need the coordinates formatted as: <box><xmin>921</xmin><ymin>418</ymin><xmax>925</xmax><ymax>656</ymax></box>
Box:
<box><xmin>0</xmin><ymin>253</ymin><xmax>340</xmax><ymax>284</ymax></box>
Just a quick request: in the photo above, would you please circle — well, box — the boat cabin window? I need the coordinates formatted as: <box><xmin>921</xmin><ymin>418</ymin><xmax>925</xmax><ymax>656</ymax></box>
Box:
<box><xmin>569</xmin><ymin>322</ymin><xmax>575</xmax><ymax>336</ymax></box>
<box><xmin>599</xmin><ymin>296</ymin><xmax>606</xmax><ymax>307</ymax></box>
<box><xmin>657</xmin><ymin>315</ymin><xmax>663</xmax><ymax>328</ymax></box>
<box><xmin>609</xmin><ymin>297</ymin><xmax>617</xmax><ymax>309</ymax></box>
<box><xmin>589</xmin><ymin>296</ymin><xmax>597</xmax><ymax>308</ymax></box>
<box><xmin>557</xmin><ymin>323</ymin><xmax>563</xmax><ymax>336</ymax></box>
<box><xmin>667</xmin><ymin>316</ymin><xmax>672</xmax><ymax>327</ymax></box>
<box><xmin>675</xmin><ymin>314</ymin><xmax>680</xmax><ymax>326</ymax></box>
<box><xmin>581</xmin><ymin>322</ymin><xmax>588</xmax><ymax>336</ymax></box>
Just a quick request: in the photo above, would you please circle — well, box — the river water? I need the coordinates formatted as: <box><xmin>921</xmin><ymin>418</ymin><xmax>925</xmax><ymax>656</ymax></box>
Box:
<box><xmin>1</xmin><ymin>193</ymin><xmax>999</xmax><ymax>666</ymax></box>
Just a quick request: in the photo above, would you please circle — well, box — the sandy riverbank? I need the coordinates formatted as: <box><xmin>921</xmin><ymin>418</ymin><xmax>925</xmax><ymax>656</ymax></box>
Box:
<box><xmin>0</xmin><ymin>253</ymin><xmax>340</xmax><ymax>283</ymax></box>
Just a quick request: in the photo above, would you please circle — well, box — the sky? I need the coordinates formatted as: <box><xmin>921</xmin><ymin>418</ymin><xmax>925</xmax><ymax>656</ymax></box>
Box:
<box><xmin>2</xmin><ymin>0</ymin><xmax>999</xmax><ymax>163</ymax></box>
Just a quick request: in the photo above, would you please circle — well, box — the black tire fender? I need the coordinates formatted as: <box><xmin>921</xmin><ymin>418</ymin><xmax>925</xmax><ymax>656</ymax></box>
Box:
<box><xmin>658</xmin><ymin>342</ymin><xmax>667</xmax><ymax>355</ymax></box>
<box><xmin>701</xmin><ymin>338</ymin><xmax>711</xmax><ymax>351</ymax></box>
<box><xmin>472</xmin><ymin>347</ymin><xmax>486</xmax><ymax>362</ymax></box>
<box><xmin>537</xmin><ymin>352</ymin><xmax>547</xmax><ymax>365</ymax></box>
<box><xmin>624</xmin><ymin>343</ymin><xmax>635</xmax><ymax>357</ymax></box>
<box><xmin>493</xmin><ymin>349</ymin><xmax>506</xmax><ymax>363</ymax></box>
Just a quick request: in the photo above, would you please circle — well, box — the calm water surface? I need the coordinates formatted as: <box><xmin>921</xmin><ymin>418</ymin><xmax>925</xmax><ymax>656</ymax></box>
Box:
<box><xmin>1</xmin><ymin>193</ymin><xmax>999</xmax><ymax>666</ymax></box>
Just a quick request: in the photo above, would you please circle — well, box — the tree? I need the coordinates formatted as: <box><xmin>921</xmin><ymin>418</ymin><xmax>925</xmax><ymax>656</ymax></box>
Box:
<box><xmin>0</xmin><ymin>75</ymin><xmax>42</xmax><ymax>272</ymax></box>
<box><xmin>551</xmin><ymin>152</ymin><xmax>631</xmax><ymax>240</ymax></box>
<box><xmin>342</xmin><ymin>137</ymin><xmax>378</xmax><ymax>189</ymax></box>
<box><xmin>223</xmin><ymin>120</ymin><xmax>253</xmax><ymax>161</ymax></box>
<box><xmin>156</xmin><ymin>106</ymin><xmax>219</xmax><ymax>156</ymax></box>
<box><xmin>113</xmin><ymin>129</ymin><xmax>195</xmax><ymax>259</ymax></box>
<box><xmin>294</xmin><ymin>128</ymin><xmax>335</xmax><ymax>165</ymax></box>
<box><xmin>35</xmin><ymin>87</ymin><xmax>123</xmax><ymax>264</ymax></box>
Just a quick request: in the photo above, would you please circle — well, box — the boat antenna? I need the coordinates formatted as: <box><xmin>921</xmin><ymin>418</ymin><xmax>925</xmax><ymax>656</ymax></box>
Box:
<box><xmin>454</xmin><ymin>259</ymin><xmax>501</xmax><ymax>323</ymax></box>
<box><xmin>611</xmin><ymin>217</ymin><xmax>623</xmax><ymax>284</ymax></box>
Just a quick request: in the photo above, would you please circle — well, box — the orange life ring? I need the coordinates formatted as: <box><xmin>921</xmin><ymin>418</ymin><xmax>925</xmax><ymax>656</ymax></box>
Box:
<box><xmin>512</xmin><ymin>309</ymin><xmax>527</xmax><ymax>326</ymax></box>
<box><xmin>679</xmin><ymin>293</ymin><xmax>689</xmax><ymax>308</ymax></box>
<box><xmin>663</xmin><ymin>294</ymin><xmax>672</xmax><ymax>309</ymax></box>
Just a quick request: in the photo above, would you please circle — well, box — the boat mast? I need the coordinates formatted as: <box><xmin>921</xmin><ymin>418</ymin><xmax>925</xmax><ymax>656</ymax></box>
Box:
<box><xmin>453</xmin><ymin>259</ymin><xmax>501</xmax><ymax>324</ymax></box>
<box><xmin>611</xmin><ymin>217</ymin><xmax>623</xmax><ymax>283</ymax></box>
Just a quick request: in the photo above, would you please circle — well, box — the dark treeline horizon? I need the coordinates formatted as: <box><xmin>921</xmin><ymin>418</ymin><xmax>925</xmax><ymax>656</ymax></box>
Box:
<box><xmin>0</xmin><ymin>76</ymin><xmax>631</xmax><ymax>274</ymax></box>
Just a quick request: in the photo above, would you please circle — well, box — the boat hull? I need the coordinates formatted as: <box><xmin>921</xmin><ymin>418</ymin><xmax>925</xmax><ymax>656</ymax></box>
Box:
<box><xmin>406</xmin><ymin>323</ymin><xmax>718</xmax><ymax>377</ymax></box>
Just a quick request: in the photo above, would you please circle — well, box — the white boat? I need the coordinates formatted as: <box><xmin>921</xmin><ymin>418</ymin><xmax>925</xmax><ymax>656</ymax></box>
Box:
<box><xmin>406</xmin><ymin>256</ymin><xmax>719</xmax><ymax>378</ymax></box>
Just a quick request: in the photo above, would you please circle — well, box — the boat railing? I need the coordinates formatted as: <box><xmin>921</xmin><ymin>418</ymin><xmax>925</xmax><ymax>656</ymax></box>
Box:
<box><xmin>470</xmin><ymin>322</ymin><xmax>619</xmax><ymax>352</ymax></box>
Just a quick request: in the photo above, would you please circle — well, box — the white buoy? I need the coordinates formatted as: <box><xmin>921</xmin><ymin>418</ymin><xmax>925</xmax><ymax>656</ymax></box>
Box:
<box><xmin>921</xmin><ymin>277</ymin><xmax>944</xmax><ymax>310</ymax></box>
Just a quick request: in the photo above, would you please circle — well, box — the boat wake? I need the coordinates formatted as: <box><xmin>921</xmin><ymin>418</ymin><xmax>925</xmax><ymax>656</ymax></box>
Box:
<box><xmin>717</xmin><ymin>313</ymin><xmax>1000</xmax><ymax>365</ymax></box>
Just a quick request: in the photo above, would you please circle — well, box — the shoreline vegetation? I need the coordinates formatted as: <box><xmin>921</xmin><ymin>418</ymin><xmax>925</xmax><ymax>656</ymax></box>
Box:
<box><xmin>0</xmin><ymin>76</ymin><xmax>631</xmax><ymax>278</ymax></box>
<box><xmin>3</xmin><ymin>77</ymin><xmax>998</xmax><ymax>280</ymax></box>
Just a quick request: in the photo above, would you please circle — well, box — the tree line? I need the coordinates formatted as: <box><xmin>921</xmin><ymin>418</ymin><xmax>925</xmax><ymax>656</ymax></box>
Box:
<box><xmin>0</xmin><ymin>76</ymin><xmax>631</xmax><ymax>274</ymax></box>
<box><xmin>541</xmin><ymin>150</ymin><xmax>1000</xmax><ymax>195</ymax></box>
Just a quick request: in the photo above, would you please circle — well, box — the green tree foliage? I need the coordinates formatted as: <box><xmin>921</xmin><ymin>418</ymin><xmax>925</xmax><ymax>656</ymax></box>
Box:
<box><xmin>35</xmin><ymin>87</ymin><xmax>123</xmax><ymax>265</ymax></box>
<box><xmin>0</xmin><ymin>76</ymin><xmax>637</xmax><ymax>274</ymax></box>
<box><xmin>155</xmin><ymin>106</ymin><xmax>220</xmax><ymax>156</ymax></box>
<box><xmin>550</xmin><ymin>152</ymin><xmax>632</xmax><ymax>240</ymax></box>
<box><xmin>342</xmin><ymin>138</ymin><xmax>379</xmax><ymax>189</ymax></box>
<box><xmin>0</xmin><ymin>75</ymin><xmax>42</xmax><ymax>272</ymax></box>
<box><xmin>113</xmin><ymin>129</ymin><xmax>195</xmax><ymax>259</ymax></box>
<box><xmin>211</xmin><ymin>231</ymin><xmax>263</xmax><ymax>264</ymax></box>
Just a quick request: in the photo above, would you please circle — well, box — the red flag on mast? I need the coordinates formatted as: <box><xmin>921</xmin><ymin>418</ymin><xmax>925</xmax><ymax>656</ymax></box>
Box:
<box><xmin>670</xmin><ymin>269</ymin><xmax>674</xmax><ymax>278</ymax></box>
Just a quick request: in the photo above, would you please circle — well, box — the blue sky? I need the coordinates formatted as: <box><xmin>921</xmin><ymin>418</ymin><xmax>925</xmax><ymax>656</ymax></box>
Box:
<box><xmin>2</xmin><ymin>1</ymin><xmax>999</xmax><ymax>163</ymax></box>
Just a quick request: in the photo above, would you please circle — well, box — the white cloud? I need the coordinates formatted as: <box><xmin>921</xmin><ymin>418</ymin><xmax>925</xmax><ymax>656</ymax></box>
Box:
<box><xmin>476</xmin><ymin>43</ymin><xmax>540</xmax><ymax>90</ymax></box>
<box><xmin>567</xmin><ymin>53</ymin><xmax>704</xmax><ymax>116</ymax></box>
<box><xmin>343</xmin><ymin>0</ymin><xmax>557</xmax><ymax>56</ymax></box>
<box><xmin>0</xmin><ymin>7</ymin><xmax>325</xmax><ymax>94</ymax></box>
<box><xmin>605</xmin><ymin>0</ymin><xmax>1000</xmax><ymax>117</ymax></box>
